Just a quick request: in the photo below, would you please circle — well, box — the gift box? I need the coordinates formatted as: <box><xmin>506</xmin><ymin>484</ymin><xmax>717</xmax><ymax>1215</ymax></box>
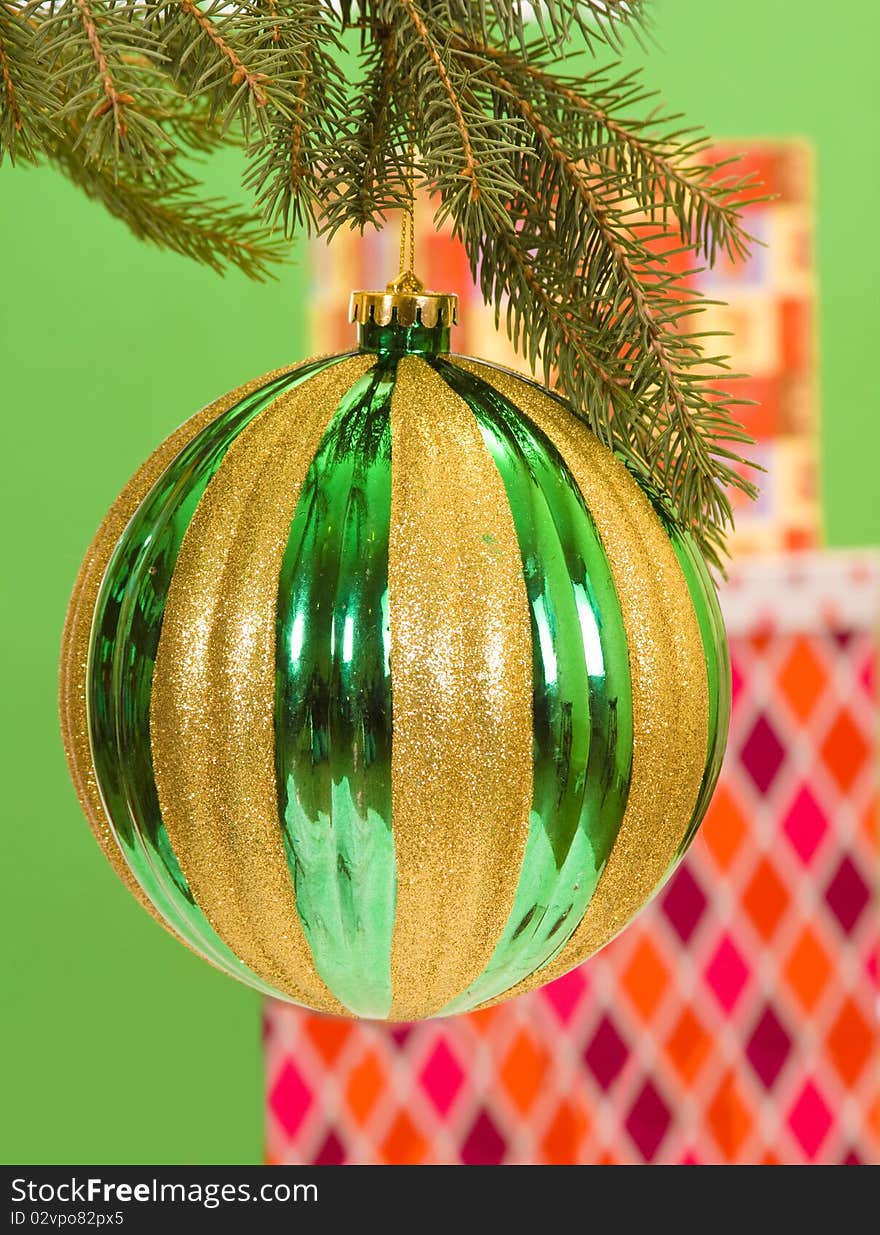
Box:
<box><xmin>264</xmin><ymin>140</ymin><xmax>875</xmax><ymax>1165</ymax></box>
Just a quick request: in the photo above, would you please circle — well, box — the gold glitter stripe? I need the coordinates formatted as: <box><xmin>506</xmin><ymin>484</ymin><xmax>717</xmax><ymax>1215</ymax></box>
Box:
<box><xmin>58</xmin><ymin>363</ymin><xmax>305</xmax><ymax>938</ymax></box>
<box><xmin>151</xmin><ymin>356</ymin><xmax>373</xmax><ymax>1014</ymax></box>
<box><xmin>452</xmin><ymin>360</ymin><xmax>709</xmax><ymax>1006</ymax></box>
<box><xmin>387</xmin><ymin>357</ymin><xmax>534</xmax><ymax>1021</ymax></box>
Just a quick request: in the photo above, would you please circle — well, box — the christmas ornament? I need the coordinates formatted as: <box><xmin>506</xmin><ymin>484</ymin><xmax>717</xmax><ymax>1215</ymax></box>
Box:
<box><xmin>60</xmin><ymin>273</ymin><xmax>729</xmax><ymax>1021</ymax></box>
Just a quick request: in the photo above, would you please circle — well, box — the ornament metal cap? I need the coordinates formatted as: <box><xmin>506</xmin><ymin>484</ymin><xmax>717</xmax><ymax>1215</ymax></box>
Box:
<box><xmin>349</xmin><ymin>271</ymin><xmax>458</xmax><ymax>330</ymax></box>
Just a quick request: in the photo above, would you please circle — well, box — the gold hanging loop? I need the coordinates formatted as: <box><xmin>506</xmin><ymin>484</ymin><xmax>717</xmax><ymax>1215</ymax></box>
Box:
<box><xmin>391</xmin><ymin>129</ymin><xmax>420</xmax><ymax>294</ymax></box>
<box><xmin>350</xmin><ymin>116</ymin><xmax>458</xmax><ymax>328</ymax></box>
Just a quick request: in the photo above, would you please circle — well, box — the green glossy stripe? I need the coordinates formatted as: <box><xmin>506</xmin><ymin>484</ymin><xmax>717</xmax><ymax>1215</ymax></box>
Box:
<box><xmin>436</xmin><ymin>360</ymin><xmax>633</xmax><ymax>1012</ymax></box>
<box><xmin>670</xmin><ymin>530</ymin><xmax>731</xmax><ymax>857</ymax></box>
<box><xmin>88</xmin><ymin>358</ymin><xmax>344</xmax><ymax>995</ymax></box>
<box><xmin>627</xmin><ymin>472</ymin><xmax>731</xmax><ymax>863</ymax></box>
<box><xmin>274</xmin><ymin>362</ymin><xmax>396</xmax><ymax>1018</ymax></box>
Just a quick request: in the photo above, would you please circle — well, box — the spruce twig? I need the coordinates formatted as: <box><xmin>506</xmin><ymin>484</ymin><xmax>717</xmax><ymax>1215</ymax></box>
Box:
<box><xmin>0</xmin><ymin>0</ymin><xmax>759</xmax><ymax>563</ymax></box>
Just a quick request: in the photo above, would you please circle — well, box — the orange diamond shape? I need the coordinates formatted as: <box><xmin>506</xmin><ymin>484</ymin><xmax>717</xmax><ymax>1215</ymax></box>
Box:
<box><xmin>500</xmin><ymin>1030</ymin><xmax>549</xmax><ymax>1116</ymax></box>
<box><xmin>381</xmin><ymin>1110</ymin><xmax>427</xmax><ymax>1164</ymax></box>
<box><xmin>860</xmin><ymin>793</ymin><xmax>878</xmax><ymax>850</ymax></box>
<box><xmin>466</xmin><ymin>1005</ymin><xmax>501</xmax><ymax>1037</ymax></box>
<box><xmin>304</xmin><ymin>1016</ymin><xmax>352</xmax><ymax>1066</ymax></box>
<box><xmin>742</xmin><ymin>857</ymin><xmax>790</xmax><ymax>941</ymax></box>
<box><xmin>827</xmin><ymin>997</ymin><xmax>875</xmax><ymax>1087</ymax></box>
<box><xmin>707</xmin><ymin>1071</ymin><xmax>753</xmax><ymax>1161</ymax></box>
<box><xmin>868</xmin><ymin>1092</ymin><xmax>880</xmax><ymax>1143</ymax></box>
<box><xmin>621</xmin><ymin>931</ymin><xmax>671</xmax><ymax>1022</ymax></box>
<box><xmin>749</xmin><ymin>629</ymin><xmax>774</xmax><ymax>655</ymax></box>
<box><xmin>666</xmin><ymin>1006</ymin><xmax>712</xmax><ymax>1085</ymax></box>
<box><xmin>784</xmin><ymin>926</ymin><xmax>831</xmax><ymax>1013</ymax></box>
<box><xmin>821</xmin><ymin>710</ymin><xmax>870</xmax><ymax>793</ymax></box>
<box><xmin>701</xmin><ymin>783</ymin><xmax>747</xmax><ymax>872</ymax></box>
<box><xmin>541</xmin><ymin>1098</ymin><xmax>589</xmax><ymax>1164</ymax></box>
<box><xmin>777</xmin><ymin>637</ymin><xmax>827</xmax><ymax>722</ymax></box>
<box><xmin>345</xmin><ymin>1050</ymin><xmax>385</xmax><ymax>1128</ymax></box>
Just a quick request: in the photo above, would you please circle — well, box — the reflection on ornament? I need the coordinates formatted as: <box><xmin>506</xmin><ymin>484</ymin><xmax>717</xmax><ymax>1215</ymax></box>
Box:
<box><xmin>60</xmin><ymin>280</ymin><xmax>729</xmax><ymax>1021</ymax></box>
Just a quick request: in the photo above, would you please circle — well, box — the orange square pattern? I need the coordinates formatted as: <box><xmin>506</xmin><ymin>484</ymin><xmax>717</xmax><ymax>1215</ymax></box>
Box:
<box><xmin>784</xmin><ymin>927</ymin><xmax>833</xmax><ymax>1014</ymax></box>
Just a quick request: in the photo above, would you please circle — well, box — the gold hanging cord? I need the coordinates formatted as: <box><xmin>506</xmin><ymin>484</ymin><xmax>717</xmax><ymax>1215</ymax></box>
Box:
<box><xmin>391</xmin><ymin>134</ymin><xmax>422</xmax><ymax>294</ymax></box>
<box><xmin>349</xmin><ymin>127</ymin><xmax>458</xmax><ymax>328</ymax></box>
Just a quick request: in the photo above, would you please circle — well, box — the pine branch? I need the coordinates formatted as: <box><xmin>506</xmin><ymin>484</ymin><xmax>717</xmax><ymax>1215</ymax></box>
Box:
<box><xmin>392</xmin><ymin>7</ymin><xmax>529</xmax><ymax>237</ymax></box>
<box><xmin>244</xmin><ymin>1</ymin><xmax>347</xmax><ymax>232</ymax></box>
<box><xmin>455</xmin><ymin>35</ymin><xmax>760</xmax><ymax>262</ymax></box>
<box><xmin>435</xmin><ymin>27</ymin><xmax>757</xmax><ymax>565</ymax></box>
<box><xmin>487</xmin><ymin>64</ymin><xmax>735</xmax><ymax>506</ymax></box>
<box><xmin>312</xmin><ymin>25</ymin><xmax>410</xmax><ymax>235</ymax></box>
<box><xmin>147</xmin><ymin>1</ymin><xmax>311</xmax><ymax>139</ymax></box>
<box><xmin>482</xmin><ymin>220</ymin><xmax>638</xmax><ymax>435</ymax></box>
<box><xmin>0</xmin><ymin>1</ymin><xmax>62</xmax><ymax>164</ymax></box>
<box><xmin>397</xmin><ymin>0</ymin><xmax>479</xmax><ymax>200</ymax></box>
<box><xmin>0</xmin><ymin>17</ymin><xmax>23</xmax><ymax>137</ymax></box>
<box><xmin>433</xmin><ymin>0</ymin><xmax>650</xmax><ymax>56</ymax></box>
<box><xmin>175</xmin><ymin>0</ymin><xmax>269</xmax><ymax>108</ymax></box>
<box><xmin>73</xmin><ymin>0</ymin><xmax>131</xmax><ymax>138</ymax></box>
<box><xmin>37</xmin><ymin>0</ymin><xmax>179</xmax><ymax>175</ymax></box>
<box><xmin>0</xmin><ymin>0</ymin><xmax>759</xmax><ymax>562</ymax></box>
<box><xmin>123</xmin><ymin>61</ymin><xmax>232</xmax><ymax>154</ymax></box>
<box><xmin>51</xmin><ymin>135</ymin><xmax>286</xmax><ymax>278</ymax></box>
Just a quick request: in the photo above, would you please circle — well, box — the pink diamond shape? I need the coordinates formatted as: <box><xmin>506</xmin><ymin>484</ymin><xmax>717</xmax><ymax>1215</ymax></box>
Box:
<box><xmin>740</xmin><ymin>714</ymin><xmax>786</xmax><ymax>794</ymax></box>
<box><xmin>584</xmin><ymin>1014</ymin><xmax>629</xmax><ymax>1092</ymax></box>
<box><xmin>730</xmin><ymin>655</ymin><xmax>745</xmax><ymax>707</ymax></box>
<box><xmin>825</xmin><ymin>855</ymin><xmax>870</xmax><ymax>935</ymax></box>
<box><xmin>419</xmin><ymin>1038</ymin><xmax>464</xmax><ymax>1117</ymax></box>
<box><xmin>704</xmin><ymin>934</ymin><xmax>750</xmax><ymax>1014</ymax></box>
<box><xmin>461</xmin><ymin>1109</ymin><xmax>506</xmax><ymax>1165</ymax></box>
<box><xmin>782</xmin><ymin>785</ymin><xmax>828</xmax><ymax>866</ymax></box>
<box><xmin>625</xmin><ymin>1080</ymin><xmax>671</xmax><ymax>1162</ymax></box>
<box><xmin>788</xmin><ymin>1081</ymin><xmax>833</xmax><ymax>1159</ymax></box>
<box><xmin>542</xmin><ymin>966</ymin><xmax>588</xmax><ymax>1024</ymax></box>
<box><xmin>859</xmin><ymin>648</ymin><xmax>875</xmax><ymax>698</ymax></box>
<box><xmin>314</xmin><ymin>1129</ymin><xmax>345</xmax><ymax>1165</ymax></box>
<box><xmin>268</xmin><ymin>1060</ymin><xmax>313</xmax><ymax>1139</ymax></box>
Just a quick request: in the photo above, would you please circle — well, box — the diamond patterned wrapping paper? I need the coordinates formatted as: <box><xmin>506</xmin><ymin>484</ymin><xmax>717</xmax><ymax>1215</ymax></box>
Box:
<box><xmin>265</xmin><ymin>552</ymin><xmax>879</xmax><ymax>1165</ymax></box>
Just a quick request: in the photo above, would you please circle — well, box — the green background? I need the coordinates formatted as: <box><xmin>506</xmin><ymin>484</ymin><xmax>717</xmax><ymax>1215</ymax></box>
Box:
<box><xmin>1</xmin><ymin>0</ymin><xmax>877</xmax><ymax>1165</ymax></box>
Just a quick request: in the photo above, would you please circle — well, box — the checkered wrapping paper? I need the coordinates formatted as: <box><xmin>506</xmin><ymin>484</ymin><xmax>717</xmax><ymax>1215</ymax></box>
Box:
<box><xmin>265</xmin><ymin>550</ymin><xmax>879</xmax><ymax>1164</ymax></box>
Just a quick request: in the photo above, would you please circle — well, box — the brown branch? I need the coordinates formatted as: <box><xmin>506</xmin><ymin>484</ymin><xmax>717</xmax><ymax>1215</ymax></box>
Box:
<box><xmin>179</xmin><ymin>0</ymin><xmax>268</xmax><ymax>107</ymax></box>
<box><xmin>397</xmin><ymin>0</ymin><xmax>478</xmax><ymax>199</ymax></box>
<box><xmin>75</xmin><ymin>0</ymin><xmax>133</xmax><ymax>135</ymax></box>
